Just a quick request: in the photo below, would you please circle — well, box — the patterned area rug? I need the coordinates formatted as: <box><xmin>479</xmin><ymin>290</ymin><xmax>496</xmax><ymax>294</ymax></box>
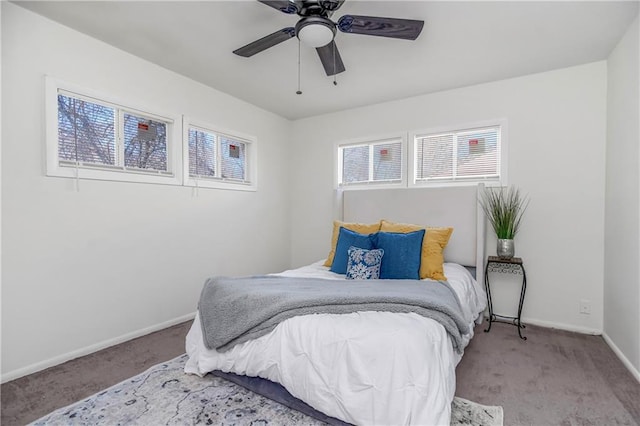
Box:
<box><xmin>31</xmin><ymin>354</ymin><xmax>503</xmax><ymax>426</ymax></box>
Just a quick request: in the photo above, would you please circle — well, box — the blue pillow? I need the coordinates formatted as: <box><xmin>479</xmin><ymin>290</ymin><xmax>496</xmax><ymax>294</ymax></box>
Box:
<box><xmin>346</xmin><ymin>246</ymin><xmax>385</xmax><ymax>280</ymax></box>
<box><xmin>330</xmin><ymin>227</ymin><xmax>375</xmax><ymax>274</ymax></box>
<box><xmin>373</xmin><ymin>230</ymin><xmax>425</xmax><ymax>279</ymax></box>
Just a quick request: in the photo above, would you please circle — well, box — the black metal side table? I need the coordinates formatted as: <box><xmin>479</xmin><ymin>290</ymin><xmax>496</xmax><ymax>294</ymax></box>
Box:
<box><xmin>484</xmin><ymin>256</ymin><xmax>527</xmax><ymax>340</ymax></box>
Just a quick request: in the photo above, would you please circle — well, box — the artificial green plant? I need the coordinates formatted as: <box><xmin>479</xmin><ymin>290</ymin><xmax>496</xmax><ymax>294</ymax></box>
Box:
<box><xmin>480</xmin><ymin>186</ymin><xmax>529</xmax><ymax>239</ymax></box>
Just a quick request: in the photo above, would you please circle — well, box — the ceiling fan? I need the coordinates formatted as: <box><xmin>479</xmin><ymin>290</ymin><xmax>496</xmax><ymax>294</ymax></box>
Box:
<box><xmin>233</xmin><ymin>0</ymin><xmax>424</xmax><ymax>77</ymax></box>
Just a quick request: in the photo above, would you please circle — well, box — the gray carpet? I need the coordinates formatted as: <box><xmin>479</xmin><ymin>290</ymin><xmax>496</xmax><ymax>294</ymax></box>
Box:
<box><xmin>27</xmin><ymin>354</ymin><xmax>503</xmax><ymax>426</ymax></box>
<box><xmin>456</xmin><ymin>323</ymin><xmax>640</xmax><ymax>425</ymax></box>
<box><xmin>3</xmin><ymin>320</ymin><xmax>640</xmax><ymax>426</ymax></box>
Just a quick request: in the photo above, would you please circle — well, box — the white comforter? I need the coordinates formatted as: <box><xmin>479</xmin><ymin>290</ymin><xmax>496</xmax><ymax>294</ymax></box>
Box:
<box><xmin>185</xmin><ymin>261</ymin><xmax>486</xmax><ymax>426</ymax></box>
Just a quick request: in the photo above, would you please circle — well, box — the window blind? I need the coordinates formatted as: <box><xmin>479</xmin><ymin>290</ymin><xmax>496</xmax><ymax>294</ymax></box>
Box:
<box><xmin>189</xmin><ymin>128</ymin><xmax>217</xmax><ymax>177</ymax></box>
<box><xmin>57</xmin><ymin>91</ymin><xmax>172</xmax><ymax>175</ymax></box>
<box><xmin>340</xmin><ymin>139</ymin><xmax>402</xmax><ymax>186</ymax></box>
<box><xmin>415</xmin><ymin>127</ymin><xmax>500</xmax><ymax>182</ymax></box>
<box><xmin>373</xmin><ymin>141</ymin><xmax>402</xmax><ymax>181</ymax></box>
<box><xmin>187</xmin><ymin>127</ymin><xmax>249</xmax><ymax>183</ymax></box>
<box><xmin>57</xmin><ymin>94</ymin><xmax>116</xmax><ymax>166</ymax></box>
<box><xmin>123</xmin><ymin>113</ymin><xmax>168</xmax><ymax>171</ymax></box>
<box><xmin>342</xmin><ymin>145</ymin><xmax>369</xmax><ymax>184</ymax></box>
<box><xmin>221</xmin><ymin>136</ymin><xmax>246</xmax><ymax>181</ymax></box>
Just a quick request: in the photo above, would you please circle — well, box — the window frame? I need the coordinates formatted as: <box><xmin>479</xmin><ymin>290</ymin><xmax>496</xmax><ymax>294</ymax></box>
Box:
<box><xmin>182</xmin><ymin>117</ymin><xmax>257</xmax><ymax>192</ymax></box>
<box><xmin>408</xmin><ymin>119</ymin><xmax>508</xmax><ymax>188</ymax></box>
<box><xmin>335</xmin><ymin>133</ymin><xmax>407</xmax><ymax>190</ymax></box>
<box><xmin>45</xmin><ymin>76</ymin><xmax>182</xmax><ymax>186</ymax></box>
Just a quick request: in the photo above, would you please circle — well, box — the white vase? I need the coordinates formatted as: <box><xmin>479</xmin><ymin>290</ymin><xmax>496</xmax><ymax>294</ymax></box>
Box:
<box><xmin>497</xmin><ymin>239</ymin><xmax>515</xmax><ymax>259</ymax></box>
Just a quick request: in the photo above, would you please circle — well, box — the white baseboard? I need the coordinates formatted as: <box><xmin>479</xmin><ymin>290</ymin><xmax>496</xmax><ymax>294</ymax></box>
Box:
<box><xmin>519</xmin><ymin>316</ymin><xmax>602</xmax><ymax>335</ymax></box>
<box><xmin>602</xmin><ymin>332</ymin><xmax>640</xmax><ymax>383</ymax></box>
<box><xmin>1</xmin><ymin>312</ymin><xmax>197</xmax><ymax>384</ymax></box>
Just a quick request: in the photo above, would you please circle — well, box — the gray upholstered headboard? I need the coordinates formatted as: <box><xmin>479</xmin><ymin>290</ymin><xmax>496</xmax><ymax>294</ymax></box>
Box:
<box><xmin>342</xmin><ymin>185</ymin><xmax>486</xmax><ymax>274</ymax></box>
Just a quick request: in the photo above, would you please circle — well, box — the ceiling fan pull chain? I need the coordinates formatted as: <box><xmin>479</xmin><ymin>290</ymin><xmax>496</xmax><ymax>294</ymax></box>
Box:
<box><xmin>296</xmin><ymin>39</ymin><xmax>303</xmax><ymax>95</ymax></box>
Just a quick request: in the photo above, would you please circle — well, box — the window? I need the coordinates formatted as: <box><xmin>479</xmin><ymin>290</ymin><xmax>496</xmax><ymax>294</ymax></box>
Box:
<box><xmin>411</xmin><ymin>123</ymin><xmax>504</xmax><ymax>186</ymax></box>
<box><xmin>57</xmin><ymin>94</ymin><xmax>116</xmax><ymax>167</ymax></box>
<box><xmin>336</xmin><ymin>122</ymin><xmax>505</xmax><ymax>190</ymax></box>
<box><xmin>46</xmin><ymin>77</ymin><xmax>181</xmax><ymax>185</ymax></box>
<box><xmin>337</xmin><ymin>137</ymin><xmax>404</xmax><ymax>188</ymax></box>
<box><xmin>183</xmin><ymin>118</ymin><xmax>257</xmax><ymax>191</ymax></box>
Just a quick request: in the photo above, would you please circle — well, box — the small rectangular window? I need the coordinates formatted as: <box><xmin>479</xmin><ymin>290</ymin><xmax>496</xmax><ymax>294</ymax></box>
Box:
<box><xmin>413</xmin><ymin>125</ymin><xmax>502</xmax><ymax>185</ymax></box>
<box><xmin>342</xmin><ymin>145</ymin><xmax>370</xmax><ymax>184</ymax></box>
<box><xmin>338</xmin><ymin>137</ymin><xmax>404</xmax><ymax>188</ymax></box>
<box><xmin>189</xmin><ymin>128</ymin><xmax>217</xmax><ymax>177</ymax></box>
<box><xmin>57</xmin><ymin>94</ymin><xmax>116</xmax><ymax>166</ymax></box>
<box><xmin>183</xmin><ymin>118</ymin><xmax>257</xmax><ymax>191</ymax></box>
<box><xmin>123</xmin><ymin>113</ymin><xmax>168</xmax><ymax>172</ymax></box>
<box><xmin>373</xmin><ymin>141</ymin><xmax>402</xmax><ymax>182</ymax></box>
<box><xmin>46</xmin><ymin>77</ymin><xmax>180</xmax><ymax>185</ymax></box>
<box><xmin>220</xmin><ymin>136</ymin><xmax>246</xmax><ymax>181</ymax></box>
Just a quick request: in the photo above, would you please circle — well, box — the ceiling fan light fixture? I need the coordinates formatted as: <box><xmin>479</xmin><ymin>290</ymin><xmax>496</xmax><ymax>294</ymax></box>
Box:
<box><xmin>297</xmin><ymin>20</ymin><xmax>335</xmax><ymax>48</ymax></box>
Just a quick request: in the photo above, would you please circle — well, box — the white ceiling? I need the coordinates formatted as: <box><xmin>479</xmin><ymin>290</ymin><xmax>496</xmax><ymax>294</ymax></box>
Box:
<box><xmin>14</xmin><ymin>1</ymin><xmax>639</xmax><ymax>120</ymax></box>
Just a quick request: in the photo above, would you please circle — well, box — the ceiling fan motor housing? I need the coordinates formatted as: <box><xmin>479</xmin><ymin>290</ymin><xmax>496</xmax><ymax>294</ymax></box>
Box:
<box><xmin>319</xmin><ymin>0</ymin><xmax>345</xmax><ymax>12</ymax></box>
<box><xmin>288</xmin><ymin>0</ymin><xmax>345</xmax><ymax>17</ymax></box>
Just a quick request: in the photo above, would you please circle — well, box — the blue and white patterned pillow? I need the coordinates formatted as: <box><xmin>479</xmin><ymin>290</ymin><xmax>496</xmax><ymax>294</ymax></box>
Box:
<box><xmin>346</xmin><ymin>246</ymin><xmax>384</xmax><ymax>280</ymax></box>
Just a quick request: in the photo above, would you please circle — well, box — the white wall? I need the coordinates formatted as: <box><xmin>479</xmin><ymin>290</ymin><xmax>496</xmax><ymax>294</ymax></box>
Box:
<box><xmin>1</xmin><ymin>3</ymin><xmax>292</xmax><ymax>381</ymax></box>
<box><xmin>0</xmin><ymin>1</ymin><xmax>3</xmax><ymax>380</ymax></box>
<box><xmin>3</xmin><ymin>1</ymin><xmax>631</xmax><ymax>383</ymax></box>
<box><xmin>290</xmin><ymin>62</ymin><xmax>607</xmax><ymax>334</ymax></box>
<box><xmin>604</xmin><ymin>16</ymin><xmax>640</xmax><ymax>379</ymax></box>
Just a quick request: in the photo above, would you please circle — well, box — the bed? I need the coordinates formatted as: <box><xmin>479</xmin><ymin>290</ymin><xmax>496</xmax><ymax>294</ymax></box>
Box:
<box><xmin>185</xmin><ymin>185</ymin><xmax>487</xmax><ymax>425</ymax></box>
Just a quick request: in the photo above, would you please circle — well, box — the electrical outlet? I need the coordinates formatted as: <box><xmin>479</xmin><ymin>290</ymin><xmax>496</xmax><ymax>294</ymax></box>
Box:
<box><xmin>579</xmin><ymin>299</ymin><xmax>591</xmax><ymax>315</ymax></box>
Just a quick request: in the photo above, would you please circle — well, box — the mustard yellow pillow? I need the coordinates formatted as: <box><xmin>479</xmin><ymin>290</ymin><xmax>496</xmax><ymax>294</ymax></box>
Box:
<box><xmin>324</xmin><ymin>220</ymin><xmax>382</xmax><ymax>267</ymax></box>
<box><xmin>379</xmin><ymin>219</ymin><xmax>453</xmax><ymax>281</ymax></box>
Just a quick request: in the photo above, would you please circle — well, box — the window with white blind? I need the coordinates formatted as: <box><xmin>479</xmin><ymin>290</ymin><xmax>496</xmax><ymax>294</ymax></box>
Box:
<box><xmin>183</xmin><ymin>118</ymin><xmax>257</xmax><ymax>191</ymax></box>
<box><xmin>411</xmin><ymin>124</ymin><xmax>504</xmax><ymax>186</ymax></box>
<box><xmin>337</xmin><ymin>137</ymin><xmax>405</xmax><ymax>188</ymax></box>
<box><xmin>46</xmin><ymin>77</ymin><xmax>181</xmax><ymax>185</ymax></box>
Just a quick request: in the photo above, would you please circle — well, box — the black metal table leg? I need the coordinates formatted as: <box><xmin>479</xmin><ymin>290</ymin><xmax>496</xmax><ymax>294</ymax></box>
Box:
<box><xmin>484</xmin><ymin>262</ymin><xmax>494</xmax><ymax>333</ymax></box>
<box><xmin>515</xmin><ymin>265</ymin><xmax>527</xmax><ymax>340</ymax></box>
<box><xmin>483</xmin><ymin>257</ymin><xmax>527</xmax><ymax>340</ymax></box>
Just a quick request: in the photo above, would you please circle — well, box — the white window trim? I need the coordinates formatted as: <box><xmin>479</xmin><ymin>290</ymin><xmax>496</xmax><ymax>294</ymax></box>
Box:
<box><xmin>182</xmin><ymin>116</ymin><xmax>257</xmax><ymax>192</ymax></box>
<box><xmin>408</xmin><ymin>119</ymin><xmax>508</xmax><ymax>189</ymax></box>
<box><xmin>45</xmin><ymin>76</ymin><xmax>182</xmax><ymax>186</ymax></box>
<box><xmin>335</xmin><ymin>133</ymin><xmax>407</xmax><ymax>190</ymax></box>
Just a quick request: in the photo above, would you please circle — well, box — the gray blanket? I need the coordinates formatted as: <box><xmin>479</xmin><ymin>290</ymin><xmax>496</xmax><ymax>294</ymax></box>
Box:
<box><xmin>198</xmin><ymin>276</ymin><xmax>470</xmax><ymax>354</ymax></box>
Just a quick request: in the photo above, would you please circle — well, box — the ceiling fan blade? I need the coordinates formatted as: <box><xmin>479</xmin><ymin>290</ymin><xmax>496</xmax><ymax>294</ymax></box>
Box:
<box><xmin>258</xmin><ymin>0</ymin><xmax>298</xmax><ymax>14</ymax></box>
<box><xmin>233</xmin><ymin>28</ymin><xmax>296</xmax><ymax>57</ymax></box>
<box><xmin>316</xmin><ymin>41</ymin><xmax>346</xmax><ymax>76</ymax></box>
<box><xmin>337</xmin><ymin>15</ymin><xmax>424</xmax><ymax>40</ymax></box>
